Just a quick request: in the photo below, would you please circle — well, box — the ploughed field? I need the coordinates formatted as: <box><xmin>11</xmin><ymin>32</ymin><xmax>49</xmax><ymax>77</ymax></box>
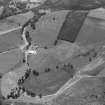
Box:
<box><xmin>0</xmin><ymin>9</ymin><xmax>105</xmax><ymax>105</ymax></box>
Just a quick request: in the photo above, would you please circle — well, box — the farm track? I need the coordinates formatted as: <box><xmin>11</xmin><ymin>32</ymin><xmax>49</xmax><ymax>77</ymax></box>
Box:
<box><xmin>0</xmin><ymin>26</ymin><xmax>24</xmax><ymax>54</ymax></box>
<box><xmin>0</xmin><ymin>45</ymin><xmax>21</xmax><ymax>55</ymax></box>
<box><xmin>0</xmin><ymin>27</ymin><xmax>21</xmax><ymax>36</ymax></box>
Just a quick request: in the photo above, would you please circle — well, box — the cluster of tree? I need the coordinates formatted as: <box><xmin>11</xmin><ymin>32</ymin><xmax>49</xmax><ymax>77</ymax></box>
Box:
<box><xmin>16</xmin><ymin>2</ymin><xmax>27</xmax><ymax>10</ymax></box>
<box><xmin>0</xmin><ymin>0</ymin><xmax>27</xmax><ymax>19</ymax></box>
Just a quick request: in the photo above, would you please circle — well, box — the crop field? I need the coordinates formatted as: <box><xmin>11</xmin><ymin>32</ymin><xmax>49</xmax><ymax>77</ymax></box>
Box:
<box><xmin>76</xmin><ymin>17</ymin><xmax>105</xmax><ymax>45</ymax></box>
